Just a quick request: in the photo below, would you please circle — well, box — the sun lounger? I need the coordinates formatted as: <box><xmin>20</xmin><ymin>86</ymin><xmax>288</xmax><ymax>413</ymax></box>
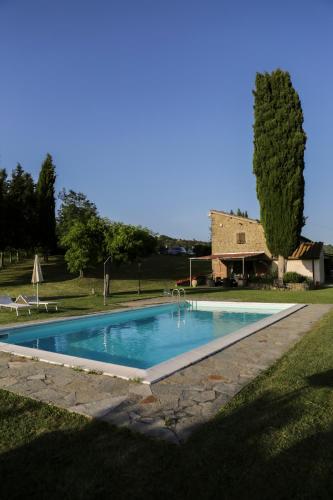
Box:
<box><xmin>0</xmin><ymin>295</ymin><xmax>31</xmax><ymax>317</ymax></box>
<box><xmin>16</xmin><ymin>295</ymin><xmax>58</xmax><ymax>312</ymax></box>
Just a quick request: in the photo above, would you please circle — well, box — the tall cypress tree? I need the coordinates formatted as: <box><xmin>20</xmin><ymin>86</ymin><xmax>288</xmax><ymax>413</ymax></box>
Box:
<box><xmin>253</xmin><ymin>69</ymin><xmax>306</xmax><ymax>277</ymax></box>
<box><xmin>36</xmin><ymin>153</ymin><xmax>57</xmax><ymax>259</ymax></box>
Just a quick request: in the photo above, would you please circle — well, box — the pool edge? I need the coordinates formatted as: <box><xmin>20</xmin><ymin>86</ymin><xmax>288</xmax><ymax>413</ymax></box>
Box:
<box><xmin>0</xmin><ymin>301</ymin><xmax>306</xmax><ymax>384</ymax></box>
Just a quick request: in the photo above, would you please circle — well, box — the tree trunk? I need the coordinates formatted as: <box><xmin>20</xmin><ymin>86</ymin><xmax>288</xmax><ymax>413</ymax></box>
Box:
<box><xmin>277</xmin><ymin>255</ymin><xmax>286</xmax><ymax>281</ymax></box>
<box><xmin>9</xmin><ymin>251</ymin><xmax>12</xmax><ymax>264</ymax></box>
<box><xmin>79</xmin><ymin>269</ymin><xmax>83</xmax><ymax>278</ymax></box>
<box><xmin>16</xmin><ymin>250</ymin><xmax>19</xmax><ymax>263</ymax></box>
<box><xmin>0</xmin><ymin>252</ymin><xmax>3</xmax><ymax>268</ymax></box>
<box><xmin>43</xmin><ymin>252</ymin><xmax>49</xmax><ymax>263</ymax></box>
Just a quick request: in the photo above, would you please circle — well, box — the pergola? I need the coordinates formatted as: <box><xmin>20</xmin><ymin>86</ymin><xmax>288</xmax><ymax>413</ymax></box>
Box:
<box><xmin>189</xmin><ymin>251</ymin><xmax>269</xmax><ymax>286</ymax></box>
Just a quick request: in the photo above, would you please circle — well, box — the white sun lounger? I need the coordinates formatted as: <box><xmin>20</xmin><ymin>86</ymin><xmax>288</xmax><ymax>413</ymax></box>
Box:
<box><xmin>16</xmin><ymin>295</ymin><xmax>58</xmax><ymax>312</ymax></box>
<box><xmin>0</xmin><ymin>295</ymin><xmax>31</xmax><ymax>317</ymax></box>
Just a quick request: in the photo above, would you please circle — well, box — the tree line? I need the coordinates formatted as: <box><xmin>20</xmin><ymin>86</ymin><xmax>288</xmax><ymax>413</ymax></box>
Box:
<box><xmin>0</xmin><ymin>159</ymin><xmax>158</xmax><ymax>277</ymax></box>
<box><xmin>0</xmin><ymin>154</ymin><xmax>56</xmax><ymax>264</ymax></box>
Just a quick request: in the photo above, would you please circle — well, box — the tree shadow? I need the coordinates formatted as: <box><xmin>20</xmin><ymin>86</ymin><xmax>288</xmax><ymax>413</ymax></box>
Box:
<box><xmin>306</xmin><ymin>369</ymin><xmax>333</xmax><ymax>388</ymax></box>
<box><xmin>1</xmin><ymin>377</ymin><xmax>333</xmax><ymax>499</ymax></box>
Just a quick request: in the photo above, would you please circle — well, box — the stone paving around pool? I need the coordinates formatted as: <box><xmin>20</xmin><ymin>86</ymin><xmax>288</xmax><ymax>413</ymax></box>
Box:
<box><xmin>0</xmin><ymin>302</ymin><xmax>331</xmax><ymax>444</ymax></box>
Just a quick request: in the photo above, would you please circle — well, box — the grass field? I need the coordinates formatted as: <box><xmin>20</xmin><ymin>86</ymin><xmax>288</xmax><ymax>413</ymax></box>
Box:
<box><xmin>1</xmin><ymin>254</ymin><xmax>333</xmax><ymax>327</ymax></box>
<box><xmin>1</xmin><ymin>308</ymin><xmax>333</xmax><ymax>499</ymax></box>
<box><xmin>0</xmin><ymin>254</ymin><xmax>210</xmax><ymax>325</ymax></box>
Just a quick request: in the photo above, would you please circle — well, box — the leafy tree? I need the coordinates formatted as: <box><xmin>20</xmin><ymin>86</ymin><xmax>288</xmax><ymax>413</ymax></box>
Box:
<box><xmin>7</xmin><ymin>164</ymin><xmax>36</xmax><ymax>252</ymax></box>
<box><xmin>105</xmin><ymin>223</ymin><xmax>157</xmax><ymax>293</ymax></box>
<box><xmin>36</xmin><ymin>154</ymin><xmax>57</xmax><ymax>260</ymax></box>
<box><xmin>60</xmin><ymin>216</ymin><xmax>106</xmax><ymax>277</ymax></box>
<box><xmin>57</xmin><ymin>189</ymin><xmax>98</xmax><ymax>240</ymax></box>
<box><xmin>106</xmin><ymin>223</ymin><xmax>157</xmax><ymax>264</ymax></box>
<box><xmin>253</xmin><ymin>69</ymin><xmax>306</xmax><ymax>278</ymax></box>
<box><xmin>193</xmin><ymin>243</ymin><xmax>211</xmax><ymax>257</ymax></box>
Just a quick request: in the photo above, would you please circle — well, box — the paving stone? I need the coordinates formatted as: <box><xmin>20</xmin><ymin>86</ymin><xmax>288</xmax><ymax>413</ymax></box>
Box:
<box><xmin>27</xmin><ymin>373</ymin><xmax>46</xmax><ymax>381</ymax></box>
<box><xmin>185</xmin><ymin>405</ymin><xmax>202</xmax><ymax>417</ymax></box>
<box><xmin>185</xmin><ymin>390</ymin><xmax>216</xmax><ymax>403</ymax></box>
<box><xmin>62</xmin><ymin>391</ymin><xmax>77</xmax><ymax>406</ymax></box>
<box><xmin>213</xmin><ymin>382</ymin><xmax>241</xmax><ymax>395</ymax></box>
<box><xmin>178</xmin><ymin>399</ymin><xmax>193</xmax><ymax>409</ymax></box>
<box><xmin>69</xmin><ymin>396</ymin><xmax>128</xmax><ymax>418</ymax></box>
<box><xmin>8</xmin><ymin>361</ymin><xmax>30</xmax><ymax>369</ymax></box>
<box><xmin>128</xmin><ymin>411</ymin><xmax>141</xmax><ymax>422</ymax></box>
<box><xmin>0</xmin><ymin>376</ymin><xmax>18</xmax><ymax>387</ymax></box>
<box><xmin>130</xmin><ymin>420</ymin><xmax>179</xmax><ymax>443</ymax></box>
<box><xmin>10</xmin><ymin>379</ymin><xmax>47</xmax><ymax>394</ymax></box>
<box><xmin>103</xmin><ymin>411</ymin><xmax>131</xmax><ymax>427</ymax></box>
<box><xmin>128</xmin><ymin>383</ymin><xmax>152</xmax><ymax>397</ymax></box>
<box><xmin>47</xmin><ymin>375</ymin><xmax>74</xmax><ymax>387</ymax></box>
<box><xmin>30</xmin><ymin>387</ymin><xmax>67</xmax><ymax>403</ymax></box>
<box><xmin>140</xmin><ymin>395</ymin><xmax>158</xmax><ymax>404</ymax></box>
<box><xmin>139</xmin><ymin>417</ymin><xmax>156</xmax><ymax>424</ymax></box>
<box><xmin>207</xmin><ymin>374</ymin><xmax>229</xmax><ymax>382</ymax></box>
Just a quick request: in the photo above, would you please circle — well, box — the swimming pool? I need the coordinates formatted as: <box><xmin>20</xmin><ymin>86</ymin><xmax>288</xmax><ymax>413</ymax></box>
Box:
<box><xmin>0</xmin><ymin>301</ymin><xmax>304</xmax><ymax>383</ymax></box>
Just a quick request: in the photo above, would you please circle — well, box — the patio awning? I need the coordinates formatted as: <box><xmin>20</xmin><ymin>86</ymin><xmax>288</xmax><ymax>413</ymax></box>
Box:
<box><xmin>190</xmin><ymin>252</ymin><xmax>270</xmax><ymax>261</ymax></box>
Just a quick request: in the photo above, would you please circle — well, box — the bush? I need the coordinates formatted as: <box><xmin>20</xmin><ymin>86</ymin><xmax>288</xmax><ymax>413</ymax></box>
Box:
<box><xmin>283</xmin><ymin>272</ymin><xmax>306</xmax><ymax>284</ymax></box>
<box><xmin>248</xmin><ymin>273</ymin><xmax>276</xmax><ymax>285</ymax></box>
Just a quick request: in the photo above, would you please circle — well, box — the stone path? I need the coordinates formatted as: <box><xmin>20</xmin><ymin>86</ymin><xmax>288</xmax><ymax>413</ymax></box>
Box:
<box><xmin>0</xmin><ymin>303</ymin><xmax>331</xmax><ymax>443</ymax></box>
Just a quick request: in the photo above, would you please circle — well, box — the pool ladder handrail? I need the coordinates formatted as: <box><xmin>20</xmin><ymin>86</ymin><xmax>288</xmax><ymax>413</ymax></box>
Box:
<box><xmin>172</xmin><ymin>288</ymin><xmax>186</xmax><ymax>304</ymax></box>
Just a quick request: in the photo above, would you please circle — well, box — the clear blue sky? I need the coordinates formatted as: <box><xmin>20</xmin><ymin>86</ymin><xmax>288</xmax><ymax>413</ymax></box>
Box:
<box><xmin>0</xmin><ymin>0</ymin><xmax>332</xmax><ymax>242</ymax></box>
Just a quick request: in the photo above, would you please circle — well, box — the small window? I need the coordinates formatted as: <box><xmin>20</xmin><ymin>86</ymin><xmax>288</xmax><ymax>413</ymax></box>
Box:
<box><xmin>236</xmin><ymin>232</ymin><xmax>246</xmax><ymax>244</ymax></box>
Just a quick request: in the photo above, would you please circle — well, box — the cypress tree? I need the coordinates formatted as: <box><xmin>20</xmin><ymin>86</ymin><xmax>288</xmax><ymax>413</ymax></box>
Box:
<box><xmin>7</xmin><ymin>164</ymin><xmax>36</xmax><ymax>252</ymax></box>
<box><xmin>0</xmin><ymin>169</ymin><xmax>8</xmax><ymax>265</ymax></box>
<box><xmin>253</xmin><ymin>69</ymin><xmax>306</xmax><ymax>277</ymax></box>
<box><xmin>36</xmin><ymin>153</ymin><xmax>57</xmax><ymax>259</ymax></box>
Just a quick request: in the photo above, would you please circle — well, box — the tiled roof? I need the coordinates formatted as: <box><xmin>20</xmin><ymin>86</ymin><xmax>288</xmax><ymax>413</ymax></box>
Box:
<box><xmin>191</xmin><ymin>252</ymin><xmax>269</xmax><ymax>261</ymax></box>
<box><xmin>289</xmin><ymin>242</ymin><xmax>323</xmax><ymax>260</ymax></box>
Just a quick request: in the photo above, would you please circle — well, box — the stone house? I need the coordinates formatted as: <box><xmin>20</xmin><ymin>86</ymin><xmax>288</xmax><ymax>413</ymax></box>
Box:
<box><xmin>209</xmin><ymin>210</ymin><xmax>325</xmax><ymax>284</ymax></box>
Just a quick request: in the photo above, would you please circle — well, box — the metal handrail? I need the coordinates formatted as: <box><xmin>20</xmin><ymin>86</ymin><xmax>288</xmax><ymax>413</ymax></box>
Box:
<box><xmin>171</xmin><ymin>288</ymin><xmax>186</xmax><ymax>304</ymax></box>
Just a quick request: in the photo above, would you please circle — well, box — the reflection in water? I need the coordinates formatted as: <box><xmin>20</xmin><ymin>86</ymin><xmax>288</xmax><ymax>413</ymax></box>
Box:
<box><xmin>4</xmin><ymin>304</ymin><xmax>271</xmax><ymax>369</ymax></box>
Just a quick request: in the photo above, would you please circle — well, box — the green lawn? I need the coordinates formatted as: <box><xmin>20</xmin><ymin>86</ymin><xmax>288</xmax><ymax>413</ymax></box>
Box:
<box><xmin>0</xmin><ymin>254</ymin><xmax>210</xmax><ymax>325</ymax></box>
<box><xmin>1</xmin><ymin>309</ymin><xmax>333</xmax><ymax>498</ymax></box>
<box><xmin>1</xmin><ymin>254</ymin><xmax>333</xmax><ymax>327</ymax></box>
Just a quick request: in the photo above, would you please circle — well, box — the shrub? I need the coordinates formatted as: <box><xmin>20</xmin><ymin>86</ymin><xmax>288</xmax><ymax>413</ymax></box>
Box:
<box><xmin>248</xmin><ymin>273</ymin><xmax>276</xmax><ymax>285</ymax></box>
<box><xmin>283</xmin><ymin>272</ymin><xmax>306</xmax><ymax>283</ymax></box>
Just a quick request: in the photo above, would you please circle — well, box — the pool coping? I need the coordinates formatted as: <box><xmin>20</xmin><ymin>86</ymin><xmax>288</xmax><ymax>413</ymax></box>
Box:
<box><xmin>0</xmin><ymin>301</ymin><xmax>306</xmax><ymax>384</ymax></box>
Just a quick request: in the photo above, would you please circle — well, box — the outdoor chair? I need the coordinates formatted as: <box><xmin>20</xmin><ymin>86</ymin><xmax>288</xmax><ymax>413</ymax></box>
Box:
<box><xmin>0</xmin><ymin>295</ymin><xmax>31</xmax><ymax>317</ymax></box>
<box><xmin>16</xmin><ymin>295</ymin><xmax>58</xmax><ymax>312</ymax></box>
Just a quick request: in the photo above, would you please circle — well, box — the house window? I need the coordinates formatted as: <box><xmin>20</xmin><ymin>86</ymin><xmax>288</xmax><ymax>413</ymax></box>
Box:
<box><xmin>236</xmin><ymin>232</ymin><xmax>246</xmax><ymax>244</ymax></box>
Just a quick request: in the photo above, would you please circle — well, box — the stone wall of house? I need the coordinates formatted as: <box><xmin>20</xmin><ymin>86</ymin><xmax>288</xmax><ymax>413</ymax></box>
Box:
<box><xmin>210</xmin><ymin>211</ymin><xmax>272</xmax><ymax>278</ymax></box>
<box><xmin>210</xmin><ymin>211</ymin><xmax>271</xmax><ymax>255</ymax></box>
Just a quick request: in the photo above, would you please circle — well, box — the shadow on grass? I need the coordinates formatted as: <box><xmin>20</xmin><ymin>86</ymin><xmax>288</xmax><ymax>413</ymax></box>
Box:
<box><xmin>1</xmin><ymin>380</ymin><xmax>333</xmax><ymax>499</ymax></box>
<box><xmin>307</xmin><ymin>369</ymin><xmax>333</xmax><ymax>388</ymax></box>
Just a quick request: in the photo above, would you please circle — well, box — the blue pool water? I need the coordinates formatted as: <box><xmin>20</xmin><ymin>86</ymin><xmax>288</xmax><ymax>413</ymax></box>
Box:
<box><xmin>0</xmin><ymin>304</ymin><xmax>271</xmax><ymax>369</ymax></box>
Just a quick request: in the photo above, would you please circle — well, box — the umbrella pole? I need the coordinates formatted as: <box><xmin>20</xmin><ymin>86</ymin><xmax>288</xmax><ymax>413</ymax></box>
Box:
<box><xmin>37</xmin><ymin>282</ymin><xmax>39</xmax><ymax>309</ymax></box>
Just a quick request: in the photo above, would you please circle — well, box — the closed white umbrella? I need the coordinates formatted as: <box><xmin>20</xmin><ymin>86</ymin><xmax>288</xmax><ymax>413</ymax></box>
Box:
<box><xmin>31</xmin><ymin>254</ymin><xmax>44</xmax><ymax>308</ymax></box>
